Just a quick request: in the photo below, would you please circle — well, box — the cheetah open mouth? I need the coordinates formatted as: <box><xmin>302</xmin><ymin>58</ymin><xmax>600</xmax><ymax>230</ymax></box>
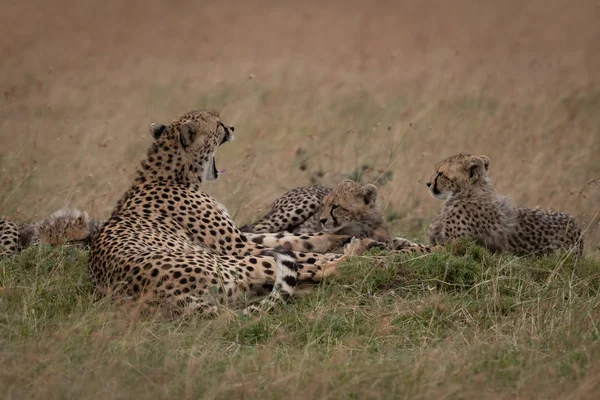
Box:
<box><xmin>204</xmin><ymin>132</ymin><xmax>231</xmax><ymax>181</ymax></box>
<box><xmin>206</xmin><ymin>156</ymin><xmax>226</xmax><ymax>181</ymax></box>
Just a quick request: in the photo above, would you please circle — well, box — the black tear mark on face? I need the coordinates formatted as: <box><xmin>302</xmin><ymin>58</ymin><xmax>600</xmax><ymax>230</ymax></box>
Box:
<box><xmin>329</xmin><ymin>205</ymin><xmax>340</xmax><ymax>226</ymax></box>
<box><xmin>432</xmin><ymin>172</ymin><xmax>442</xmax><ymax>195</ymax></box>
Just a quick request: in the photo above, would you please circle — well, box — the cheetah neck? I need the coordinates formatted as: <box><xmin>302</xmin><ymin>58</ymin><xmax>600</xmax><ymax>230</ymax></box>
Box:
<box><xmin>450</xmin><ymin>184</ymin><xmax>497</xmax><ymax>202</ymax></box>
<box><xmin>110</xmin><ymin>141</ymin><xmax>204</xmax><ymax>218</ymax></box>
<box><xmin>133</xmin><ymin>142</ymin><xmax>188</xmax><ymax>185</ymax></box>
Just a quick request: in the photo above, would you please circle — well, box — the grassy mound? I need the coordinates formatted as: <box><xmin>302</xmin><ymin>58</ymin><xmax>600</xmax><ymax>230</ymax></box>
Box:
<box><xmin>1</xmin><ymin>241</ymin><xmax>599</xmax><ymax>399</ymax></box>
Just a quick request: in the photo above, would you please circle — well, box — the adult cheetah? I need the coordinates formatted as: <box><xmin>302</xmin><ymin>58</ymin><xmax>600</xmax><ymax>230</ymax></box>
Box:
<box><xmin>89</xmin><ymin>110</ymin><xmax>362</xmax><ymax>315</ymax></box>
<box><xmin>391</xmin><ymin>153</ymin><xmax>584</xmax><ymax>257</ymax></box>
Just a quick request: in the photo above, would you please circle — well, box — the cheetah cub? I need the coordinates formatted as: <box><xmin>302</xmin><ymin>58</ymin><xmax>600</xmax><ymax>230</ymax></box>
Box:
<box><xmin>0</xmin><ymin>208</ymin><xmax>104</xmax><ymax>258</ymax></box>
<box><xmin>394</xmin><ymin>153</ymin><xmax>583</xmax><ymax>257</ymax></box>
<box><xmin>241</xmin><ymin>179</ymin><xmax>391</xmax><ymax>253</ymax></box>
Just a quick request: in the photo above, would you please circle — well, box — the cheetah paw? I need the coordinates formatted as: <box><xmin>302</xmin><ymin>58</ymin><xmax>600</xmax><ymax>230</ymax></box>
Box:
<box><xmin>390</xmin><ymin>237</ymin><xmax>418</xmax><ymax>250</ymax></box>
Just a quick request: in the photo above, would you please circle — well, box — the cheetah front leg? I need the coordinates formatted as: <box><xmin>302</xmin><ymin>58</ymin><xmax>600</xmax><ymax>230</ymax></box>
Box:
<box><xmin>182</xmin><ymin>200</ymin><xmax>346</xmax><ymax>275</ymax></box>
<box><xmin>244</xmin><ymin>231</ymin><xmax>356</xmax><ymax>254</ymax></box>
<box><xmin>294</xmin><ymin>237</ymin><xmax>383</xmax><ymax>282</ymax></box>
<box><xmin>211</xmin><ymin>226</ymin><xmax>344</xmax><ymax>267</ymax></box>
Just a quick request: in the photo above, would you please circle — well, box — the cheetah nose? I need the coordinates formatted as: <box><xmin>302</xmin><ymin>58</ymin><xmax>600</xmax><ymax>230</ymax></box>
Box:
<box><xmin>230</xmin><ymin>126</ymin><xmax>235</xmax><ymax>132</ymax></box>
<box><xmin>426</xmin><ymin>182</ymin><xmax>431</xmax><ymax>188</ymax></box>
<box><xmin>319</xmin><ymin>218</ymin><xmax>327</xmax><ymax>224</ymax></box>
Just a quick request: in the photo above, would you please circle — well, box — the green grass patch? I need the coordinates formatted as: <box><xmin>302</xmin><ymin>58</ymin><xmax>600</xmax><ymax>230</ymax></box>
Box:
<box><xmin>0</xmin><ymin>240</ymin><xmax>599</xmax><ymax>399</ymax></box>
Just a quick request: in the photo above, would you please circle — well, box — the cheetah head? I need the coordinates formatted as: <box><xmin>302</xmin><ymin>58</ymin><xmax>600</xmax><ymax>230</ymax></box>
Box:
<box><xmin>148</xmin><ymin>109</ymin><xmax>235</xmax><ymax>184</ymax></box>
<box><xmin>426</xmin><ymin>153</ymin><xmax>491</xmax><ymax>199</ymax></box>
<box><xmin>319</xmin><ymin>180</ymin><xmax>382</xmax><ymax>234</ymax></box>
<box><xmin>36</xmin><ymin>208</ymin><xmax>93</xmax><ymax>246</ymax></box>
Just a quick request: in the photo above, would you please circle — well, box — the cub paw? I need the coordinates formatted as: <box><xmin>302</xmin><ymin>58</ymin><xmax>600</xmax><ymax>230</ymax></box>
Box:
<box><xmin>343</xmin><ymin>237</ymin><xmax>385</xmax><ymax>256</ymax></box>
<box><xmin>366</xmin><ymin>240</ymin><xmax>388</xmax><ymax>251</ymax></box>
<box><xmin>390</xmin><ymin>237</ymin><xmax>418</xmax><ymax>250</ymax></box>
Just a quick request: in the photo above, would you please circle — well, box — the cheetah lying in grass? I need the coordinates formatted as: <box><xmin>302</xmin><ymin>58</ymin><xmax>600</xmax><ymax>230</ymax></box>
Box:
<box><xmin>241</xmin><ymin>154</ymin><xmax>584</xmax><ymax>258</ymax></box>
<box><xmin>241</xmin><ymin>179</ymin><xmax>394</xmax><ymax>252</ymax></box>
<box><xmin>241</xmin><ymin>180</ymin><xmax>389</xmax><ymax>240</ymax></box>
<box><xmin>388</xmin><ymin>153</ymin><xmax>584</xmax><ymax>257</ymax></box>
<box><xmin>0</xmin><ymin>209</ymin><xmax>103</xmax><ymax>258</ymax></box>
<box><xmin>88</xmin><ymin>110</ymin><xmax>373</xmax><ymax>316</ymax></box>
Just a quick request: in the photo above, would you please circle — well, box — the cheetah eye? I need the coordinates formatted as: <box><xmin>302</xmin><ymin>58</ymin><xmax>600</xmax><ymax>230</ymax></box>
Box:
<box><xmin>332</xmin><ymin>204</ymin><xmax>348</xmax><ymax>213</ymax></box>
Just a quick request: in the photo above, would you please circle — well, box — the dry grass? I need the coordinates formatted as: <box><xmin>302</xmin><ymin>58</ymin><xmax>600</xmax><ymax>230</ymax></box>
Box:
<box><xmin>1</xmin><ymin>0</ymin><xmax>598</xmax><ymax>246</ymax></box>
<box><xmin>1</xmin><ymin>0</ymin><xmax>600</xmax><ymax>397</ymax></box>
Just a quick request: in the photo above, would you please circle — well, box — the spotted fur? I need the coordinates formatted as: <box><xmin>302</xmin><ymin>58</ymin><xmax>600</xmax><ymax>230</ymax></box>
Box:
<box><xmin>318</xmin><ymin>180</ymin><xmax>389</xmax><ymax>242</ymax></box>
<box><xmin>0</xmin><ymin>208</ymin><xmax>104</xmax><ymax>258</ymax></box>
<box><xmin>0</xmin><ymin>219</ymin><xmax>21</xmax><ymax>257</ymax></box>
<box><xmin>240</xmin><ymin>185</ymin><xmax>332</xmax><ymax>234</ymax></box>
<box><xmin>35</xmin><ymin>208</ymin><xmax>105</xmax><ymax>246</ymax></box>
<box><xmin>241</xmin><ymin>180</ymin><xmax>390</xmax><ymax>252</ymax></box>
<box><xmin>393</xmin><ymin>153</ymin><xmax>584</xmax><ymax>257</ymax></box>
<box><xmin>88</xmin><ymin>110</ymin><xmax>361</xmax><ymax>316</ymax></box>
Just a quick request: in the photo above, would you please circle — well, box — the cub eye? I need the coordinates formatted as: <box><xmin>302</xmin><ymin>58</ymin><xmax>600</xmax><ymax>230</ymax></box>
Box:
<box><xmin>332</xmin><ymin>204</ymin><xmax>348</xmax><ymax>213</ymax></box>
<box><xmin>438</xmin><ymin>171</ymin><xmax>443</xmax><ymax>177</ymax></box>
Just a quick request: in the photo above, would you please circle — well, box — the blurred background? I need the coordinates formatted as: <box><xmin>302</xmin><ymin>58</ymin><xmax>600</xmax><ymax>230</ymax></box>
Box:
<box><xmin>1</xmin><ymin>0</ymin><xmax>599</xmax><ymax>251</ymax></box>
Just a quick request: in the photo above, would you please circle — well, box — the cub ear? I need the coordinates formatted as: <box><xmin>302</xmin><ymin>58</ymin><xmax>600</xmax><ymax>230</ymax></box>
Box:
<box><xmin>150</xmin><ymin>123</ymin><xmax>166</xmax><ymax>140</ymax></box>
<box><xmin>207</xmin><ymin>109</ymin><xmax>220</xmax><ymax>118</ymax></box>
<box><xmin>480</xmin><ymin>155</ymin><xmax>490</xmax><ymax>171</ymax></box>
<box><xmin>361</xmin><ymin>183</ymin><xmax>378</xmax><ymax>206</ymax></box>
<box><xmin>178</xmin><ymin>122</ymin><xmax>197</xmax><ymax>149</ymax></box>
<box><xmin>465</xmin><ymin>156</ymin><xmax>487</xmax><ymax>181</ymax></box>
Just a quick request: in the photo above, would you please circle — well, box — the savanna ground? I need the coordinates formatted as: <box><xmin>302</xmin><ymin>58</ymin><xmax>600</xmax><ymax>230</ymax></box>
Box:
<box><xmin>1</xmin><ymin>0</ymin><xmax>600</xmax><ymax>398</ymax></box>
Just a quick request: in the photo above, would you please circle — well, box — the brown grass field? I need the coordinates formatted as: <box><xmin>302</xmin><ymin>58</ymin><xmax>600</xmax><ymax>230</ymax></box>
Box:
<box><xmin>1</xmin><ymin>0</ymin><xmax>600</xmax><ymax>398</ymax></box>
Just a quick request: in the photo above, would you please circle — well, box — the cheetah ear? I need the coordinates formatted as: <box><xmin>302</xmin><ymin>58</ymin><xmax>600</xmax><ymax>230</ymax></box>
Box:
<box><xmin>465</xmin><ymin>156</ymin><xmax>486</xmax><ymax>181</ymax></box>
<box><xmin>150</xmin><ymin>123</ymin><xmax>166</xmax><ymax>140</ymax></box>
<box><xmin>178</xmin><ymin>122</ymin><xmax>197</xmax><ymax>149</ymax></box>
<box><xmin>361</xmin><ymin>184</ymin><xmax>378</xmax><ymax>206</ymax></box>
<box><xmin>480</xmin><ymin>155</ymin><xmax>490</xmax><ymax>171</ymax></box>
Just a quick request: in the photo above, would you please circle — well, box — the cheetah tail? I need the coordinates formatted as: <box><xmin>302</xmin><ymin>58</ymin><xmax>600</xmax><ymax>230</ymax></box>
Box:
<box><xmin>245</xmin><ymin>246</ymin><xmax>299</xmax><ymax>314</ymax></box>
